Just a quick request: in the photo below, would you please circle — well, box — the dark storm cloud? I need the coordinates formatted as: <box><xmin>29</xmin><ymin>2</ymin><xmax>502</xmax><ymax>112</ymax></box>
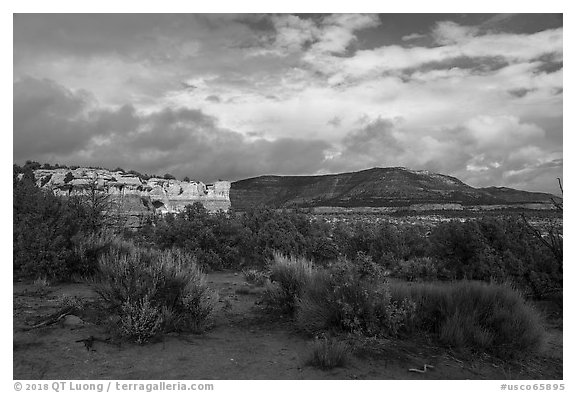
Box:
<box><xmin>324</xmin><ymin>118</ymin><xmax>408</xmax><ymax>173</ymax></box>
<box><xmin>13</xmin><ymin>14</ymin><xmax>264</xmax><ymax>60</ymax></box>
<box><xmin>205</xmin><ymin>95</ymin><xmax>221</xmax><ymax>103</ymax></box>
<box><xmin>341</xmin><ymin>118</ymin><xmax>402</xmax><ymax>154</ymax></box>
<box><xmin>13</xmin><ymin>78</ymin><xmax>331</xmax><ymax>182</ymax></box>
<box><xmin>13</xmin><ymin>77</ymin><xmax>94</xmax><ymax>157</ymax></box>
<box><xmin>507</xmin><ymin>88</ymin><xmax>534</xmax><ymax>98</ymax></box>
<box><xmin>327</xmin><ymin>116</ymin><xmax>342</xmax><ymax>127</ymax></box>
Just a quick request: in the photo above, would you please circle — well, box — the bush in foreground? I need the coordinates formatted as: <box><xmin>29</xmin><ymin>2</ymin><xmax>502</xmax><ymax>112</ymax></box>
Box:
<box><xmin>271</xmin><ymin>252</ymin><xmax>543</xmax><ymax>358</ymax></box>
<box><xmin>95</xmin><ymin>245</ymin><xmax>215</xmax><ymax>342</ymax></box>
<box><xmin>389</xmin><ymin>280</ymin><xmax>544</xmax><ymax>358</ymax></box>
<box><xmin>295</xmin><ymin>257</ymin><xmax>415</xmax><ymax>337</ymax></box>
<box><xmin>263</xmin><ymin>253</ymin><xmax>414</xmax><ymax>336</ymax></box>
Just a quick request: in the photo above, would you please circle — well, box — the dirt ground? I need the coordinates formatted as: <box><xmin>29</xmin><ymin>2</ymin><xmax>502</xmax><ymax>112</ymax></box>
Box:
<box><xmin>13</xmin><ymin>272</ymin><xmax>563</xmax><ymax>380</ymax></box>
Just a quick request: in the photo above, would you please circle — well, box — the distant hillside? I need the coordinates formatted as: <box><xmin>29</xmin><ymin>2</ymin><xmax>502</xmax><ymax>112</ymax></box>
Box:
<box><xmin>479</xmin><ymin>186</ymin><xmax>561</xmax><ymax>204</ymax></box>
<box><xmin>230</xmin><ymin>167</ymin><xmax>560</xmax><ymax>211</ymax></box>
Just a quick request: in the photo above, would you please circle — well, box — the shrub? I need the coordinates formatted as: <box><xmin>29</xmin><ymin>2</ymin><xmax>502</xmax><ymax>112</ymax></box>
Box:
<box><xmin>427</xmin><ymin>217</ymin><xmax>561</xmax><ymax>299</ymax></box>
<box><xmin>13</xmin><ymin>174</ymin><xmax>81</xmax><ymax>280</ymax></box>
<box><xmin>389</xmin><ymin>280</ymin><xmax>544</xmax><ymax>358</ymax></box>
<box><xmin>265</xmin><ymin>253</ymin><xmax>315</xmax><ymax>313</ymax></box>
<box><xmin>119</xmin><ymin>296</ymin><xmax>163</xmax><ymax>344</ymax></box>
<box><xmin>295</xmin><ymin>257</ymin><xmax>415</xmax><ymax>337</ymax></box>
<box><xmin>70</xmin><ymin>232</ymin><xmax>133</xmax><ymax>278</ymax></box>
<box><xmin>305</xmin><ymin>336</ymin><xmax>350</xmax><ymax>370</ymax></box>
<box><xmin>392</xmin><ymin>257</ymin><xmax>442</xmax><ymax>282</ymax></box>
<box><xmin>95</xmin><ymin>245</ymin><xmax>215</xmax><ymax>342</ymax></box>
<box><xmin>327</xmin><ymin>266</ymin><xmax>415</xmax><ymax>336</ymax></box>
<box><xmin>63</xmin><ymin>172</ymin><xmax>74</xmax><ymax>183</ymax></box>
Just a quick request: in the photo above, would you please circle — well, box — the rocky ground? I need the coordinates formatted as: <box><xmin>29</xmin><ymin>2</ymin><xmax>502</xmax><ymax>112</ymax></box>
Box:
<box><xmin>13</xmin><ymin>273</ymin><xmax>563</xmax><ymax>380</ymax></box>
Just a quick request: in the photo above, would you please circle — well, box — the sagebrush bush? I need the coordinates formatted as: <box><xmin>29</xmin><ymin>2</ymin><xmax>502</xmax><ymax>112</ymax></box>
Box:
<box><xmin>305</xmin><ymin>336</ymin><xmax>350</xmax><ymax>370</ymax></box>
<box><xmin>389</xmin><ymin>280</ymin><xmax>544</xmax><ymax>357</ymax></box>
<box><xmin>325</xmin><ymin>259</ymin><xmax>415</xmax><ymax>336</ymax></box>
<box><xmin>119</xmin><ymin>296</ymin><xmax>164</xmax><ymax>344</ymax></box>
<box><xmin>95</xmin><ymin>244</ymin><xmax>215</xmax><ymax>342</ymax></box>
<box><xmin>295</xmin><ymin>256</ymin><xmax>415</xmax><ymax>337</ymax></box>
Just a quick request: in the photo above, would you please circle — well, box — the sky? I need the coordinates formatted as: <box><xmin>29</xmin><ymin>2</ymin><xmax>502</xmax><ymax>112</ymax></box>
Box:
<box><xmin>13</xmin><ymin>13</ymin><xmax>563</xmax><ymax>193</ymax></box>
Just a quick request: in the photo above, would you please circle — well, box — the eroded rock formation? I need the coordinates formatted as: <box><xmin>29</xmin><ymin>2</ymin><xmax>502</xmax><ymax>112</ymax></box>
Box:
<box><xmin>32</xmin><ymin>168</ymin><xmax>231</xmax><ymax>227</ymax></box>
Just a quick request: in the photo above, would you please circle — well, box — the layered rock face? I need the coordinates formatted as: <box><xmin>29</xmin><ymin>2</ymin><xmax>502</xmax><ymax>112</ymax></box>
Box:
<box><xmin>33</xmin><ymin>168</ymin><xmax>231</xmax><ymax>227</ymax></box>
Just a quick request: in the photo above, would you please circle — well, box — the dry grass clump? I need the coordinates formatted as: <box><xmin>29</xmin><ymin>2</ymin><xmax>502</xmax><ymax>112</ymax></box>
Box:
<box><xmin>305</xmin><ymin>336</ymin><xmax>350</xmax><ymax>370</ymax></box>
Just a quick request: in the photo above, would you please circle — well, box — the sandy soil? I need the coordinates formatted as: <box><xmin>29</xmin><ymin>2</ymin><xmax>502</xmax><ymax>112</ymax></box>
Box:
<box><xmin>13</xmin><ymin>273</ymin><xmax>563</xmax><ymax>380</ymax></box>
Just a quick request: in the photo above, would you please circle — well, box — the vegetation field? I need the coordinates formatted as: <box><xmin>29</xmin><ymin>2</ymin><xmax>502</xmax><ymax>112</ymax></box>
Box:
<box><xmin>13</xmin><ymin>272</ymin><xmax>562</xmax><ymax>379</ymax></box>
<box><xmin>13</xmin><ymin>165</ymin><xmax>563</xmax><ymax>379</ymax></box>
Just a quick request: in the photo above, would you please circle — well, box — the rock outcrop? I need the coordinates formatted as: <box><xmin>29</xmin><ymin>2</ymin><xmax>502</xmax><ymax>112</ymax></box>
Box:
<box><xmin>32</xmin><ymin>168</ymin><xmax>231</xmax><ymax>227</ymax></box>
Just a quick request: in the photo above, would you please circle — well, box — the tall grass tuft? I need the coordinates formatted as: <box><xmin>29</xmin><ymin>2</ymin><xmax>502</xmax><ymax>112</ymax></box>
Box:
<box><xmin>95</xmin><ymin>244</ymin><xmax>215</xmax><ymax>342</ymax></box>
<box><xmin>389</xmin><ymin>280</ymin><xmax>544</xmax><ymax>357</ymax></box>
<box><xmin>295</xmin><ymin>269</ymin><xmax>336</xmax><ymax>333</ymax></box>
<box><xmin>305</xmin><ymin>336</ymin><xmax>350</xmax><ymax>370</ymax></box>
<box><xmin>265</xmin><ymin>252</ymin><xmax>315</xmax><ymax>313</ymax></box>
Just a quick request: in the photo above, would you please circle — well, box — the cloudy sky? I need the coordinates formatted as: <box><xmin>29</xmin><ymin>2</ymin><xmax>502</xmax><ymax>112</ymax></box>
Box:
<box><xmin>13</xmin><ymin>14</ymin><xmax>562</xmax><ymax>193</ymax></box>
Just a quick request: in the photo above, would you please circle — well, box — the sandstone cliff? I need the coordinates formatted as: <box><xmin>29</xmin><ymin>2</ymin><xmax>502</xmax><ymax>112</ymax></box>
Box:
<box><xmin>32</xmin><ymin>168</ymin><xmax>231</xmax><ymax>227</ymax></box>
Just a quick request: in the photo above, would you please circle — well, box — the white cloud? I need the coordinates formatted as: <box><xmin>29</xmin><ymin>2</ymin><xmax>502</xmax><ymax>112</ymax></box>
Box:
<box><xmin>401</xmin><ymin>33</ymin><xmax>427</xmax><ymax>41</ymax></box>
<box><xmin>432</xmin><ymin>21</ymin><xmax>479</xmax><ymax>45</ymax></box>
<box><xmin>304</xmin><ymin>26</ymin><xmax>562</xmax><ymax>84</ymax></box>
<box><xmin>463</xmin><ymin>115</ymin><xmax>545</xmax><ymax>149</ymax></box>
<box><xmin>269</xmin><ymin>15</ymin><xmax>319</xmax><ymax>54</ymax></box>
